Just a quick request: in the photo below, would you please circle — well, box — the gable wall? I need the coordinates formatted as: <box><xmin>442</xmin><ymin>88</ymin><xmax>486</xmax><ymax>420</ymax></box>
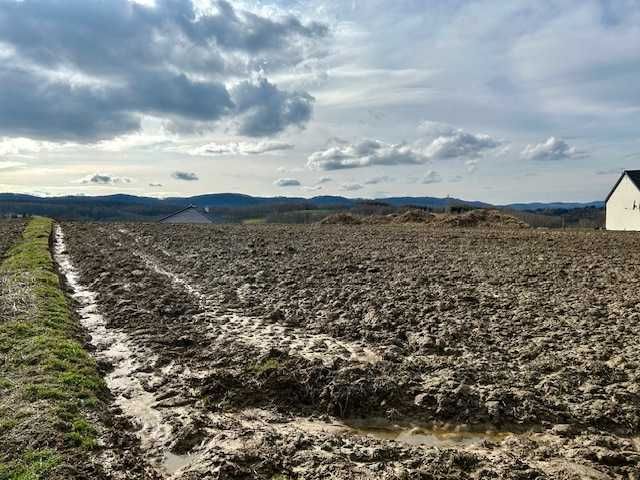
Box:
<box><xmin>606</xmin><ymin>174</ymin><xmax>640</xmax><ymax>230</ymax></box>
<box><xmin>160</xmin><ymin>209</ymin><xmax>212</xmax><ymax>224</ymax></box>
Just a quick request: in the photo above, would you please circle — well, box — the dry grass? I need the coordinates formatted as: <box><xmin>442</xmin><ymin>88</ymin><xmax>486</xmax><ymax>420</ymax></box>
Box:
<box><xmin>0</xmin><ymin>271</ymin><xmax>37</xmax><ymax>323</ymax></box>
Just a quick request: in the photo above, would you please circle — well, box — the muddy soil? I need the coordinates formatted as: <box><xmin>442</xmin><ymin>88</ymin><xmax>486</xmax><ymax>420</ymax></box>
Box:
<box><xmin>59</xmin><ymin>222</ymin><xmax>640</xmax><ymax>479</ymax></box>
<box><xmin>0</xmin><ymin>219</ymin><xmax>25</xmax><ymax>256</ymax></box>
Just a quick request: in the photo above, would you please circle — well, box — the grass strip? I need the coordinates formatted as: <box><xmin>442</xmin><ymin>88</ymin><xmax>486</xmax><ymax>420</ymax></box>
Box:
<box><xmin>0</xmin><ymin>217</ymin><xmax>107</xmax><ymax>479</ymax></box>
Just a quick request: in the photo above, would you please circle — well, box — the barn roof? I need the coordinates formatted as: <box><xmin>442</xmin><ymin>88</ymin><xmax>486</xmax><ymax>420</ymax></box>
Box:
<box><xmin>605</xmin><ymin>170</ymin><xmax>640</xmax><ymax>203</ymax></box>
<box><xmin>158</xmin><ymin>204</ymin><xmax>213</xmax><ymax>223</ymax></box>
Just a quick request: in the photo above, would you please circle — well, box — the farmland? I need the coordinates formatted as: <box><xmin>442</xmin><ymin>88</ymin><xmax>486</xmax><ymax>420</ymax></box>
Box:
<box><xmin>0</xmin><ymin>219</ymin><xmax>25</xmax><ymax>256</ymax></box>
<box><xmin>53</xmin><ymin>222</ymin><xmax>640</xmax><ymax>479</ymax></box>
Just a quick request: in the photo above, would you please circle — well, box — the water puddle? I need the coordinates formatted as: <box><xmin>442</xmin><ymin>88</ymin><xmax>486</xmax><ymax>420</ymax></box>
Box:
<box><xmin>53</xmin><ymin>225</ymin><xmax>188</xmax><ymax>477</ymax></box>
<box><xmin>162</xmin><ymin>452</ymin><xmax>198</xmax><ymax>475</ymax></box>
<box><xmin>345</xmin><ymin>421</ymin><xmax>511</xmax><ymax>448</ymax></box>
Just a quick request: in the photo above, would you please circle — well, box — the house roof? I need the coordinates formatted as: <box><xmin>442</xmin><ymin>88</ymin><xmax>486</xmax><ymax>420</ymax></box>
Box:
<box><xmin>158</xmin><ymin>204</ymin><xmax>213</xmax><ymax>223</ymax></box>
<box><xmin>605</xmin><ymin>170</ymin><xmax>640</xmax><ymax>203</ymax></box>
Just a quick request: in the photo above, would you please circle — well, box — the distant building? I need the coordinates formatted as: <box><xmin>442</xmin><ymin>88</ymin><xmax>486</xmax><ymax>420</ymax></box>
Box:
<box><xmin>159</xmin><ymin>205</ymin><xmax>213</xmax><ymax>224</ymax></box>
<box><xmin>606</xmin><ymin>170</ymin><xmax>640</xmax><ymax>230</ymax></box>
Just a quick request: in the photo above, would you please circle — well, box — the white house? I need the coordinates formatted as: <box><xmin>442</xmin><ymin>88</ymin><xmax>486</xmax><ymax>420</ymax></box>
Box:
<box><xmin>159</xmin><ymin>205</ymin><xmax>213</xmax><ymax>224</ymax></box>
<box><xmin>606</xmin><ymin>170</ymin><xmax>640</xmax><ymax>231</ymax></box>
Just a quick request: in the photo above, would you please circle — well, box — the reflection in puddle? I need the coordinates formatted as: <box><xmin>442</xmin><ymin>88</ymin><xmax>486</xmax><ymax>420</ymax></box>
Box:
<box><xmin>346</xmin><ymin>421</ymin><xmax>511</xmax><ymax>448</ymax></box>
<box><xmin>162</xmin><ymin>452</ymin><xmax>196</xmax><ymax>475</ymax></box>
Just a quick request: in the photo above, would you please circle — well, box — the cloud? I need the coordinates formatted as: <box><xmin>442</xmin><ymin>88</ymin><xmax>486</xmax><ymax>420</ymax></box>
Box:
<box><xmin>521</xmin><ymin>137</ymin><xmax>588</xmax><ymax>161</ymax></box>
<box><xmin>149</xmin><ymin>182</ymin><xmax>164</xmax><ymax>187</ymax></box>
<box><xmin>172</xmin><ymin>171</ymin><xmax>199</xmax><ymax>181</ymax></box>
<box><xmin>595</xmin><ymin>168</ymin><xmax>623</xmax><ymax>176</ymax></box>
<box><xmin>0</xmin><ymin>137</ymin><xmax>69</xmax><ymax>157</ymax></box>
<box><xmin>317</xmin><ymin>176</ymin><xmax>333</xmax><ymax>184</ymax></box>
<box><xmin>308</xmin><ymin>139</ymin><xmax>427</xmax><ymax>170</ymax></box>
<box><xmin>0</xmin><ymin>0</ymin><xmax>326</xmax><ymax>141</ymax></box>
<box><xmin>341</xmin><ymin>182</ymin><xmax>364</xmax><ymax>191</ymax></box>
<box><xmin>364</xmin><ymin>175</ymin><xmax>394</xmax><ymax>185</ymax></box>
<box><xmin>465</xmin><ymin>159</ymin><xmax>478</xmax><ymax>173</ymax></box>
<box><xmin>302</xmin><ymin>185</ymin><xmax>323</xmax><ymax>191</ymax></box>
<box><xmin>231</xmin><ymin>78</ymin><xmax>315</xmax><ymax>137</ymax></box>
<box><xmin>417</xmin><ymin>121</ymin><xmax>503</xmax><ymax>161</ymax></box>
<box><xmin>308</xmin><ymin>123</ymin><xmax>503</xmax><ymax>171</ymax></box>
<box><xmin>78</xmin><ymin>173</ymin><xmax>133</xmax><ymax>185</ymax></box>
<box><xmin>421</xmin><ymin>170</ymin><xmax>442</xmax><ymax>184</ymax></box>
<box><xmin>190</xmin><ymin>140</ymin><xmax>294</xmax><ymax>156</ymax></box>
<box><xmin>274</xmin><ymin>178</ymin><xmax>301</xmax><ymax>187</ymax></box>
<box><xmin>0</xmin><ymin>161</ymin><xmax>26</xmax><ymax>170</ymax></box>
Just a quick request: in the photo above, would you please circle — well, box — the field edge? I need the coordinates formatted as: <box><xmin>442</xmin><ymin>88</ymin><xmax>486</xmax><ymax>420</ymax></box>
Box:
<box><xmin>0</xmin><ymin>217</ymin><xmax>108</xmax><ymax>479</ymax></box>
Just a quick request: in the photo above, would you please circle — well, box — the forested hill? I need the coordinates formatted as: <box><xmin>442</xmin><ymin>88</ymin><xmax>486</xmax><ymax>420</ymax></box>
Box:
<box><xmin>0</xmin><ymin>192</ymin><xmax>603</xmax><ymax>222</ymax></box>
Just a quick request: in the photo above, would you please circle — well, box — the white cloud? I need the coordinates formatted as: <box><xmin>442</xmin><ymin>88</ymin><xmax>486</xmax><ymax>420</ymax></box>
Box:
<box><xmin>190</xmin><ymin>140</ymin><xmax>294</xmax><ymax>156</ymax></box>
<box><xmin>521</xmin><ymin>137</ymin><xmax>588</xmax><ymax>161</ymax></box>
<box><xmin>0</xmin><ymin>161</ymin><xmax>26</xmax><ymax>170</ymax></box>
<box><xmin>417</xmin><ymin>121</ymin><xmax>503</xmax><ymax>161</ymax></box>
<box><xmin>274</xmin><ymin>178</ymin><xmax>301</xmax><ymax>187</ymax></box>
<box><xmin>0</xmin><ymin>137</ymin><xmax>70</xmax><ymax>157</ymax></box>
<box><xmin>317</xmin><ymin>176</ymin><xmax>332</xmax><ymax>184</ymax></box>
<box><xmin>308</xmin><ymin>123</ymin><xmax>502</xmax><ymax>171</ymax></box>
<box><xmin>421</xmin><ymin>170</ymin><xmax>442</xmax><ymax>184</ymax></box>
<box><xmin>465</xmin><ymin>159</ymin><xmax>478</xmax><ymax>173</ymax></box>
<box><xmin>308</xmin><ymin>139</ymin><xmax>427</xmax><ymax>170</ymax></box>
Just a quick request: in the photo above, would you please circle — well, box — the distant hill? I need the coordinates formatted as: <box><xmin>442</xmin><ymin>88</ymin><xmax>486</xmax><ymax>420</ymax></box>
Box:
<box><xmin>0</xmin><ymin>192</ymin><xmax>604</xmax><ymax>221</ymax></box>
<box><xmin>504</xmin><ymin>201</ymin><xmax>605</xmax><ymax>211</ymax></box>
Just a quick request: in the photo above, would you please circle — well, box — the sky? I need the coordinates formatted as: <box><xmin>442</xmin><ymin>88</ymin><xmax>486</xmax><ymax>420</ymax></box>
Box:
<box><xmin>0</xmin><ymin>0</ymin><xmax>639</xmax><ymax>203</ymax></box>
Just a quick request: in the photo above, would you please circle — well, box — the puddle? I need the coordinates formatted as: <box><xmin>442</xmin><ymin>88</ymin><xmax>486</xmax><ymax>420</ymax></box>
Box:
<box><xmin>53</xmin><ymin>225</ymin><xmax>189</xmax><ymax>477</ymax></box>
<box><xmin>346</xmin><ymin>423</ymin><xmax>511</xmax><ymax>448</ymax></box>
<box><xmin>162</xmin><ymin>452</ymin><xmax>199</xmax><ymax>475</ymax></box>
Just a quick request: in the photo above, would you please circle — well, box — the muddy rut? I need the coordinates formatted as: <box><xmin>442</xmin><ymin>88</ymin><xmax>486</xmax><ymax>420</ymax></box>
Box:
<box><xmin>56</xmin><ymin>222</ymin><xmax>640</xmax><ymax>479</ymax></box>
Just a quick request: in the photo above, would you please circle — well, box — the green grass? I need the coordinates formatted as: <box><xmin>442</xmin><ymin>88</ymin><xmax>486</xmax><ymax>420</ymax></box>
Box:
<box><xmin>251</xmin><ymin>357</ymin><xmax>280</xmax><ymax>374</ymax></box>
<box><xmin>0</xmin><ymin>450</ymin><xmax>62</xmax><ymax>480</ymax></box>
<box><xmin>0</xmin><ymin>218</ymin><xmax>106</xmax><ymax>478</ymax></box>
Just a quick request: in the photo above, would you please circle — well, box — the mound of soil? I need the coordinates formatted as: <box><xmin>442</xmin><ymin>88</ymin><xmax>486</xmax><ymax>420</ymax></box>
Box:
<box><xmin>434</xmin><ymin>209</ymin><xmax>529</xmax><ymax>229</ymax></box>
<box><xmin>391</xmin><ymin>209</ymin><xmax>435</xmax><ymax>224</ymax></box>
<box><xmin>359</xmin><ymin>210</ymin><xmax>436</xmax><ymax>225</ymax></box>
<box><xmin>360</xmin><ymin>214</ymin><xmax>394</xmax><ymax>224</ymax></box>
<box><xmin>319</xmin><ymin>213</ymin><xmax>362</xmax><ymax>225</ymax></box>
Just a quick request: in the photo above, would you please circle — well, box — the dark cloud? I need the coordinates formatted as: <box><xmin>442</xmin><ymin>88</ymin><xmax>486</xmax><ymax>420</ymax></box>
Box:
<box><xmin>172</xmin><ymin>171</ymin><xmax>199</xmax><ymax>181</ymax></box>
<box><xmin>341</xmin><ymin>182</ymin><xmax>364</xmax><ymax>191</ymax></box>
<box><xmin>0</xmin><ymin>67</ymin><xmax>139</xmax><ymax>141</ymax></box>
<box><xmin>595</xmin><ymin>168</ymin><xmax>623</xmax><ymax>176</ymax></box>
<box><xmin>273</xmin><ymin>177</ymin><xmax>301</xmax><ymax>187</ymax></box>
<box><xmin>0</xmin><ymin>0</ymin><xmax>325</xmax><ymax>141</ymax></box>
<box><xmin>149</xmin><ymin>182</ymin><xmax>164</xmax><ymax>187</ymax></box>
<box><xmin>79</xmin><ymin>173</ymin><xmax>133</xmax><ymax>185</ymax></box>
<box><xmin>231</xmin><ymin>78</ymin><xmax>314</xmax><ymax>137</ymax></box>
<box><xmin>364</xmin><ymin>175</ymin><xmax>393</xmax><ymax>185</ymax></box>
